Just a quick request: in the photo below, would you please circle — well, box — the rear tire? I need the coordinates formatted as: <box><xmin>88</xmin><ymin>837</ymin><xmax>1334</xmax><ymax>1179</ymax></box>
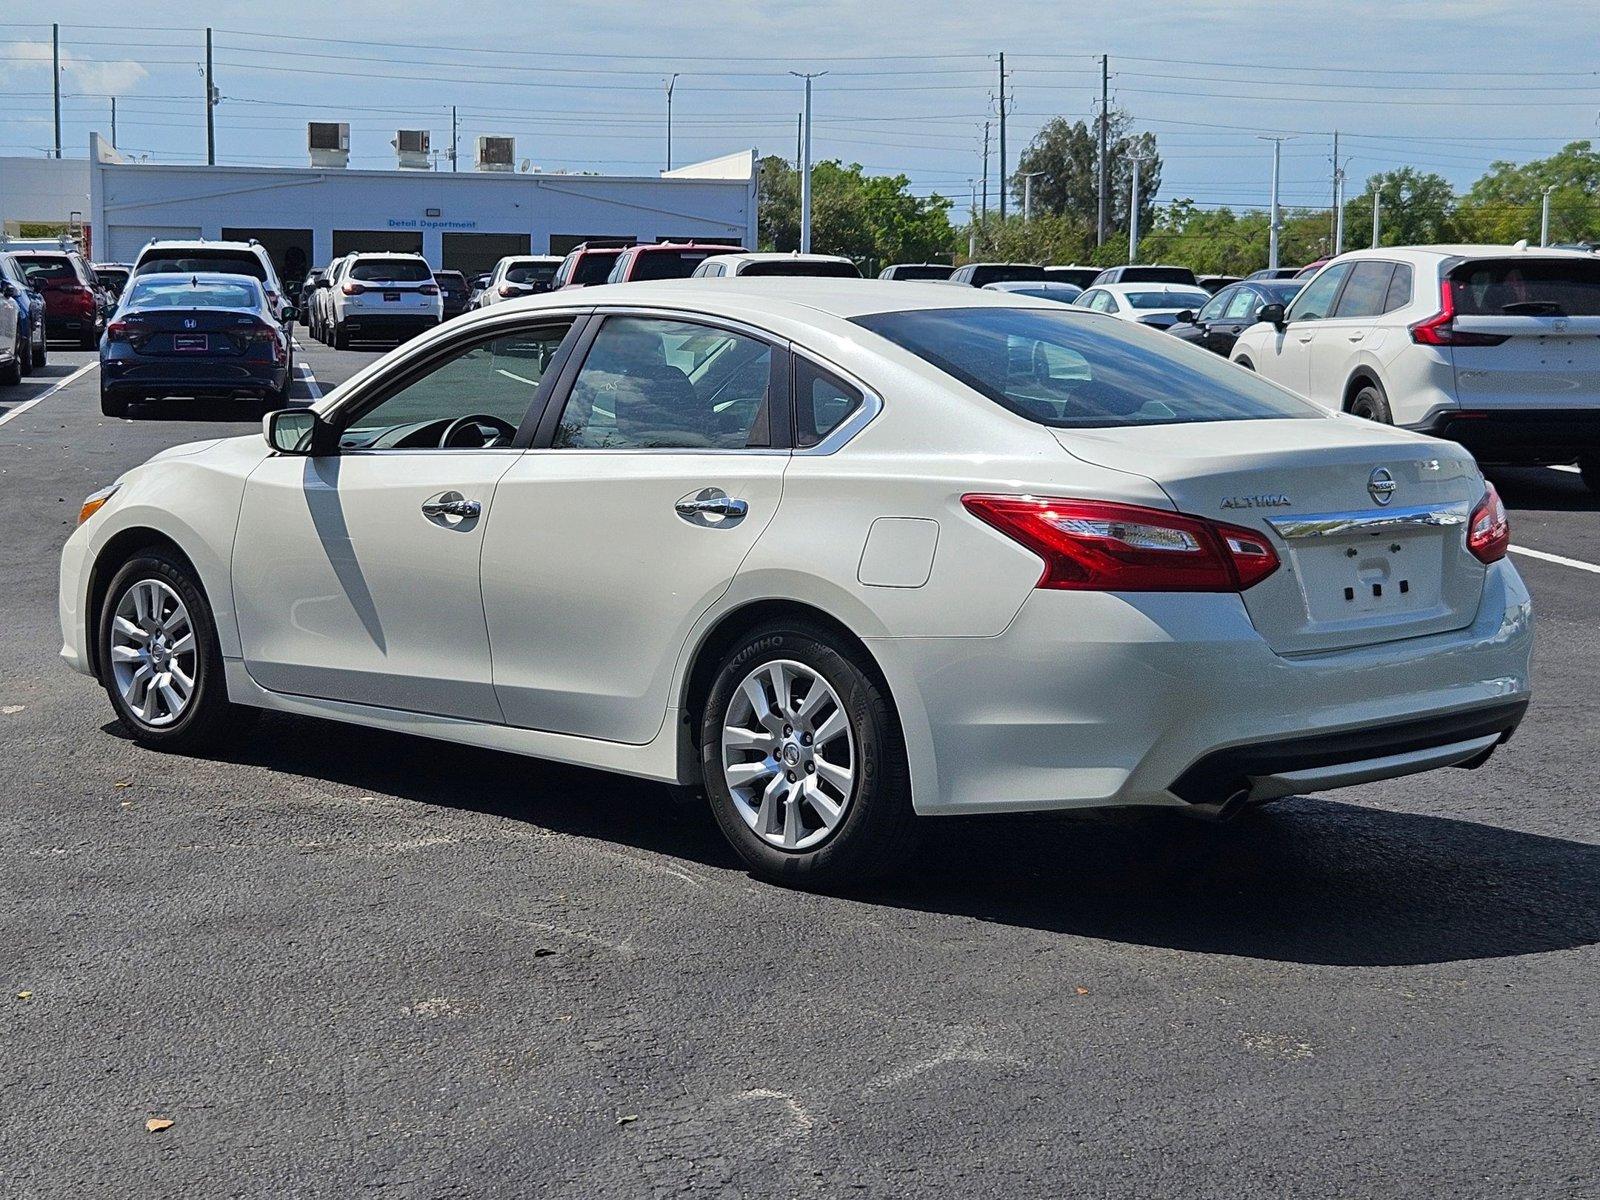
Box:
<box><xmin>18</xmin><ymin>338</ymin><xmax>32</xmax><ymax>376</ymax></box>
<box><xmin>699</xmin><ymin>621</ymin><xmax>918</xmax><ymax>887</ymax></box>
<box><xmin>333</xmin><ymin>320</ymin><xmax>350</xmax><ymax>350</ymax></box>
<box><xmin>100</xmin><ymin>384</ymin><xmax>130</xmax><ymax>417</ymax></box>
<box><xmin>97</xmin><ymin>549</ymin><xmax>254</xmax><ymax>752</ymax></box>
<box><xmin>1348</xmin><ymin>381</ymin><xmax>1393</xmax><ymax>424</ymax></box>
<box><xmin>1579</xmin><ymin>452</ymin><xmax>1600</xmax><ymax>494</ymax></box>
<box><xmin>33</xmin><ymin>332</ymin><xmax>47</xmax><ymax>368</ymax></box>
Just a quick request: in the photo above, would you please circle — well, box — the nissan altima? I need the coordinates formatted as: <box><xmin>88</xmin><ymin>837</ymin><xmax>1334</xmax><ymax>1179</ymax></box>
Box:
<box><xmin>59</xmin><ymin>281</ymin><xmax>1533</xmax><ymax>885</ymax></box>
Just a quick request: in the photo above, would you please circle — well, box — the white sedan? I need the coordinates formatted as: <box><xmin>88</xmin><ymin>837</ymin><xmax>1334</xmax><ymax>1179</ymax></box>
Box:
<box><xmin>59</xmin><ymin>281</ymin><xmax>1533</xmax><ymax>885</ymax></box>
<box><xmin>1075</xmin><ymin>282</ymin><xmax>1216</xmax><ymax>329</ymax></box>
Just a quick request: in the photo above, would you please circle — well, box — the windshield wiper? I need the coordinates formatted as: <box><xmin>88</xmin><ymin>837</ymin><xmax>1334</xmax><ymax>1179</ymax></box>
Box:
<box><xmin>1501</xmin><ymin>301</ymin><xmax>1565</xmax><ymax>316</ymax></box>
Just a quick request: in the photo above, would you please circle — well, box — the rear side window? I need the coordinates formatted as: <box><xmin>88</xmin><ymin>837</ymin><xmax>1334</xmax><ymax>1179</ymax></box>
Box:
<box><xmin>854</xmin><ymin>306</ymin><xmax>1321</xmax><ymax>429</ymax></box>
<box><xmin>794</xmin><ymin>358</ymin><xmax>864</xmax><ymax>447</ymax></box>
<box><xmin>1449</xmin><ymin>257</ymin><xmax>1600</xmax><ymax>317</ymax></box>
<box><xmin>1286</xmin><ymin>263</ymin><xmax>1352</xmax><ymax>322</ymax></box>
<box><xmin>1332</xmin><ymin>261</ymin><xmax>1397</xmax><ymax>319</ymax></box>
<box><xmin>349</xmin><ymin>258</ymin><xmax>432</xmax><ymax>282</ymax></box>
<box><xmin>137</xmin><ymin>250</ymin><xmax>266</xmax><ymax>280</ymax></box>
<box><xmin>1383</xmin><ymin>264</ymin><xmax>1413</xmax><ymax>313</ymax></box>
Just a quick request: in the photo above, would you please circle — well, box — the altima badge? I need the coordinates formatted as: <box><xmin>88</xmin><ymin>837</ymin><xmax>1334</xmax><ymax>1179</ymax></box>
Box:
<box><xmin>1368</xmin><ymin>467</ymin><xmax>1397</xmax><ymax>506</ymax></box>
<box><xmin>1221</xmin><ymin>494</ymin><xmax>1291</xmax><ymax>510</ymax></box>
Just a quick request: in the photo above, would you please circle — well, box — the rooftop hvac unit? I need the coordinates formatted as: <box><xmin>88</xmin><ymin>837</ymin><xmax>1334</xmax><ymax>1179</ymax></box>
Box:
<box><xmin>308</xmin><ymin>122</ymin><xmax>350</xmax><ymax>169</ymax></box>
<box><xmin>477</xmin><ymin>135</ymin><xmax>514</xmax><ymax>172</ymax></box>
<box><xmin>394</xmin><ymin>129</ymin><xmax>431</xmax><ymax>170</ymax></box>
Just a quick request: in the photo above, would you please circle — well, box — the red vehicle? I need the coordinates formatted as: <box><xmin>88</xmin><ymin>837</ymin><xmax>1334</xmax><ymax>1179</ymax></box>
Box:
<box><xmin>603</xmin><ymin>241</ymin><xmax>748</xmax><ymax>283</ymax></box>
<box><xmin>11</xmin><ymin>250</ymin><xmax>105</xmax><ymax>348</ymax></box>
<box><xmin>549</xmin><ymin>243</ymin><xmax>631</xmax><ymax>290</ymax></box>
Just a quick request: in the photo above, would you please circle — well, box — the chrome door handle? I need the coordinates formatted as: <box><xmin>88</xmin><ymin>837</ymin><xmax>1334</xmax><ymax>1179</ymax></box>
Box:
<box><xmin>421</xmin><ymin>492</ymin><xmax>481</xmax><ymax>520</ymax></box>
<box><xmin>675</xmin><ymin>487</ymin><xmax>749</xmax><ymax>525</ymax></box>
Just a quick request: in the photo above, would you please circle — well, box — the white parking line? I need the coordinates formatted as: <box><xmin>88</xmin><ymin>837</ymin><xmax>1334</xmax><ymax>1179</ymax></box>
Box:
<box><xmin>0</xmin><ymin>361</ymin><xmax>97</xmax><ymax>429</ymax></box>
<box><xmin>296</xmin><ymin>360</ymin><xmax>323</xmax><ymax>401</ymax></box>
<box><xmin>1510</xmin><ymin>546</ymin><xmax>1600</xmax><ymax>575</ymax></box>
<box><xmin>1549</xmin><ymin>464</ymin><xmax>1581</xmax><ymax>475</ymax></box>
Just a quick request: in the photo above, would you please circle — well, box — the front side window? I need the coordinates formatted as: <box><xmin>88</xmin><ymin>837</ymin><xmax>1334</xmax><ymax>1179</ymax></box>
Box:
<box><xmin>1197</xmin><ymin>291</ymin><xmax>1231</xmax><ymax>322</ymax></box>
<box><xmin>340</xmin><ymin>324</ymin><xmax>572</xmax><ymax>450</ymax></box>
<box><xmin>553</xmin><ymin>316</ymin><xmax>773</xmax><ymax>450</ymax></box>
<box><xmin>1332</xmin><ymin>261</ymin><xmax>1397</xmax><ymax>319</ymax></box>
<box><xmin>1286</xmin><ymin>263</ymin><xmax>1352</xmax><ymax>322</ymax></box>
<box><xmin>854</xmin><ymin>306</ymin><xmax>1321</xmax><ymax>429</ymax></box>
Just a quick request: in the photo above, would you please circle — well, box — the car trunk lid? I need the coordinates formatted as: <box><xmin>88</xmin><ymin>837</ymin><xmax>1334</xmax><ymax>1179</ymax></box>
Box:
<box><xmin>121</xmin><ymin>308</ymin><xmax>264</xmax><ymax>356</ymax></box>
<box><xmin>1053</xmin><ymin>417</ymin><xmax>1488</xmax><ymax>654</ymax></box>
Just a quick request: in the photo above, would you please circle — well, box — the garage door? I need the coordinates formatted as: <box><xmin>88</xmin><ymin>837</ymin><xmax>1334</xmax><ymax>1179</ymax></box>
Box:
<box><xmin>108</xmin><ymin>225</ymin><xmax>202</xmax><ymax>263</ymax></box>
<box><xmin>222</xmin><ymin>227</ymin><xmax>313</xmax><ymax>286</ymax></box>
<box><xmin>333</xmin><ymin>229</ymin><xmax>424</xmax><ymax>257</ymax></box>
<box><xmin>441</xmin><ymin>232</ymin><xmax>531</xmax><ymax>277</ymax></box>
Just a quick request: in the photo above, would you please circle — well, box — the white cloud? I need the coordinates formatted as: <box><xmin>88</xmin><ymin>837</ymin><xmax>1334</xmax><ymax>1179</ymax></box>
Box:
<box><xmin>0</xmin><ymin>39</ymin><xmax>150</xmax><ymax>95</ymax></box>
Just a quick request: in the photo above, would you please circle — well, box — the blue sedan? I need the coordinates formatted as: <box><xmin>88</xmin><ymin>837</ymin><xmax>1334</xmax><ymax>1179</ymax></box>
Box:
<box><xmin>100</xmin><ymin>273</ymin><xmax>295</xmax><ymax>418</ymax></box>
<box><xmin>0</xmin><ymin>251</ymin><xmax>49</xmax><ymax>374</ymax></box>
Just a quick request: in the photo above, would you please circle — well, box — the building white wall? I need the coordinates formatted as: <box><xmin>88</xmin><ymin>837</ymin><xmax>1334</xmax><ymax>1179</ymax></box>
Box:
<box><xmin>86</xmin><ymin>135</ymin><xmax>757</xmax><ymax>269</ymax></box>
<box><xmin>0</xmin><ymin>157</ymin><xmax>93</xmax><ymax>233</ymax></box>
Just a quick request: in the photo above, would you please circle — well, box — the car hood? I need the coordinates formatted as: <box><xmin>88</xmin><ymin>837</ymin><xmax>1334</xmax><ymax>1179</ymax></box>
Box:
<box><xmin>148</xmin><ymin>438</ymin><xmax>227</xmax><ymax>462</ymax></box>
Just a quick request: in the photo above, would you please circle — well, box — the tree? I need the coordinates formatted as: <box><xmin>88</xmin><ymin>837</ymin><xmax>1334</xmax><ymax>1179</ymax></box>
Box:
<box><xmin>1453</xmin><ymin>141</ymin><xmax>1600</xmax><ymax>244</ymax></box>
<box><xmin>757</xmin><ymin>156</ymin><xmax>954</xmax><ymax>266</ymax></box>
<box><xmin>963</xmin><ymin>212</ymin><xmax>1094</xmax><ymax>265</ymax></box>
<box><xmin>1342</xmin><ymin>168</ymin><xmax>1459</xmax><ymax>248</ymax></box>
<box><xmin>1011</xmin><ymin>109</ymin><xmax>1162</xmax><ymax>239</ymax></box>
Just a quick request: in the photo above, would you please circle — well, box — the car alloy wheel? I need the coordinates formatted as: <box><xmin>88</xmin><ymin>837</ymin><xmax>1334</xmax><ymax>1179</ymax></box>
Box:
<box><xmin>721</xmin><ymin>659</ymin><xmax>856</xmax><ymax>851</ymax></box>
<box><xmin>108</xmin><ymin>578</ymin><xmax>197</xmax><ymax>728</ymax></box>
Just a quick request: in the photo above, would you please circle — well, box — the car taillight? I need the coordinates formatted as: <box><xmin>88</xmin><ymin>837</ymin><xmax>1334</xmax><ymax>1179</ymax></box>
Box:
<box><xmin>1410</xmin><ymin>279</ymin><xmax>1508</xmax><ymax>347</ymax></box>
<box><xmin>1467</xmin><ymin>483</ymin><xmax>1509</xmax><ymax>564</ymax></box>
<box><xmin>106</xmin><ymin>319</ymin><xmax>128</xmax><ymax>341</ymax></box>
<box><xmin>246</xmin><ymin>320</ymin><xmax>286</xmax><ymax>362</ymax></box>
<box><xmin>961</xmin><ymin>495</ymin><xmax>1280</xmax><ymax>592</ymax></box>
<box><xmin>420</xmin><ymin>284</ymin><xmax>439</xmax><ymax>296</ymax></box>
<box><xmin>498</xmin><ymin>284</ymin><xmax>515</xmax><ymax>296</ymax></box>
<box><xmin>342</xmin><ymin>282</ymin><xmax>366</xmax><ymax>295</ymax></box>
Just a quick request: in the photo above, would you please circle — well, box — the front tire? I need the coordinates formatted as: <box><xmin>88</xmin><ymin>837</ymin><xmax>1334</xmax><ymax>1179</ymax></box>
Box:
<box><xmin>699</xmin><ymin>622</ymin><xmax>917</xmax><ymax>887</ymax></box>
<box><xmin>18</xmin><ymin>338</ymin><xmax>32</xmax><ymax>376</ymax></box>
<box><xmin>0</xmin><ymin>349</ymin><xmax>19</xmax><ymax>386</ymax></box>
<box><xmin>1579</xmin><ymin>452</ymin><xmax>1600</xmax><ymax>494</ymax></box>
<box><xmin>1348</xmin><ymin>381</ymin><xmax>1393</xmax><ymax>423</ymax></box>
<box><xmin>98</xmin><ymin>550</ymin><xmax>251</xmax><ymax>751</ymax></box>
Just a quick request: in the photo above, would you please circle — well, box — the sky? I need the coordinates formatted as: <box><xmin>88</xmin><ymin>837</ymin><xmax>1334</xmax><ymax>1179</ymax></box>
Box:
<box><xmin>4</xmin><ymin>0</ymin><xmax>1599</xmax><ymax>225</ymax></box>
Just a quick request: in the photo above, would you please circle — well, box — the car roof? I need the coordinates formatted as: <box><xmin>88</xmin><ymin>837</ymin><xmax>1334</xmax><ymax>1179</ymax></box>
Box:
<box><xmin>983</xmin><ymin>280</ymin><xmax>1080</xmax><ymax>293</ymax></box>
<box><xmin>500</xmin><ymin>255</ymin><xmax>562</xmax><ymax>265</ymax></box>
<box><xmin>130</xmin><ymin>271</ymin><xmax>263</xmax><ymax>284</ymax></box>
<box><xmin>139</xmin><ymin>239</ymin><xmax>263</xmax><ymax>254</ymax></box>
<box><xmin>1094</xmin><ymin>281</ymin><xmax>1210</xmax><ymax>294</ymax></box>
<box><xmin>709</xmin><ymin>252</ymin><xmax>854</xmax><ymax>265</ymax></box>
<box><xmin>347</xmin><ymin>250</ymin><xmax>427</xmax><ymax>259</ymax></box>
<box><xmin>1327</xmin><ymin>244</ymin><xmax>1600</xmax><ymax>264</ymax></box>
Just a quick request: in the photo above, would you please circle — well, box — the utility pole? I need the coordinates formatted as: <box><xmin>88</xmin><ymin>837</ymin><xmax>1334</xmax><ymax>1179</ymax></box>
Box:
<box><xmin>451</xmin><ymin>105</ymin><xmax>458</xmax><ymax>172</ymax></box>
<box><xmin>997</xmin><ymin>52</ymin><xmax>1007</xmax><ymax>220</ymax></box>
<box><xmin>1096</xmin><ymin>54</ymin><xmax>1109</xmax><ymax>247</ymax></box>
<box><xmin>1258</xmin><ymin>136</ymin><xmax>1291</xmax><ymax>270</ymax></box>
<box><xmin>968</xmin><ymin>180</ymin><xmax>978</xmax><ymax>258</ymax></box>
<box><xmin>664</xmin><ymin>74</ymin><xmax>679</xmax><ymax>172</ymax></box>
<box><xmin>1540</xmin><ymin>186</ymin><xmax>1553</xmax><ymax>245</ymax></box>
<box><xmin>790</xmin><ymin>72</ymin><xmax>825</xmax><ymax>253</ymax></box>
<box><xmin>795</xmin><ymin>113</ymin><xmax>802</xmax><ymax>168</ymax></box>
<box><xmin>1021</xmin><ymin>170</ymin><xmax>1043</xmax><ymax>221</ymax></box>
<box><xmin>110</xmin><ymin>97</ymin><xmax>117</xmax><ymax>148</ymax></box>
<box><xmin>1129</xmin><ymin>154</ymin><xmax>1151</xmax><ymax>263</ymax></box>
<box><xmin>205</xmin><ymin>27</ymin><xmax>216</xmax><ymax>166</ymax></box>
<box><xmin>981</xmin><ymin>120</ymin><xmax>990</xmax><ymax>218</ymax></box>
<box><xmin>1330</xmin><ymin>131</ymin><xmax>1344</xmax><ymax>255</ymax></box>
<box><xmin>52</xmin><ymin>24</ymin><xmax>61</xmax><ymax>159</ymax></box>
<box><xmin>1371</xmin><ymin>181</ymin><xmax>1382</xmax><ymax>248</ymax></box>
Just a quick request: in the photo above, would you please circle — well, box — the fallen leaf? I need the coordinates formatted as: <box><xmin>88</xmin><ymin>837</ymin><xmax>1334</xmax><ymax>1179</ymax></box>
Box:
<box><xmin>616</xmin><ymin>1114</ymin><xmax>638</xmax><ymax>1126</ymax></box>
<box><xmin>1075</xmin><ymin>987</ymin><xmax>1090</xmax><ymax>996</ymax></box>
<box><xmin>1</xmin><ymin>705</ymin><xmax>24</xmax><ymax>715</ymax></box>
<box><xmin>113</xmin><ymin>779</ymin><xmax>133</xmax><ymax>789</ymax></box>
<box><xmin>145</xmin><ymin>1118</ymin><xmax>174</xmax><ymax>1133</ymax></box>
<box><xmin>16</xmin><ymin>991</ymin><xmax>32</xmax><ymax>1001</ymax></box>
<box><xmin>120</xmin><ymin>801</ymin><xmax>133</xmax><ymax>809</ymax></box>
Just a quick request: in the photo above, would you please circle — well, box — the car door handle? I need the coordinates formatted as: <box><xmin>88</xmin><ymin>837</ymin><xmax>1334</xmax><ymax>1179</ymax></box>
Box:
<box><xmin>421</xmin><ymin>492</ymin><xmax>481</xmax><ymax>520</ymax></box>
<box><xmin>675</xmin><ymin>487</ymin><xmax>749</xmax><ymax>525</ymax></box>
<box><xmin>1347</xmin><ymin>332</ymin><xmax>1365</xmax><ymax>342</ymax></box>
<box><xmin>1296</xmin><ymin>333</ymin><xmax>1315</xmax><ymax>343</ymax></box>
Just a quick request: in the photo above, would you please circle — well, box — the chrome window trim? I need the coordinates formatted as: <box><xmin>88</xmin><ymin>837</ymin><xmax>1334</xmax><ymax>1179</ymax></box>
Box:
<box><xmin>1267</xmin><ymin>502</ymin><xmax>1470</xmax><ymax>540</ymax></box>
<box><xmin>786</xmin><ymin>345</ymin><xmax>884</xmax><ymax>456</ymax></box>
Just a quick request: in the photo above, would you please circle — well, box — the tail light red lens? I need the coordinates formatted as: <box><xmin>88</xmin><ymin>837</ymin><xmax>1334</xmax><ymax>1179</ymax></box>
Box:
<box><xmin>962</xmin><ymin>495</ymin><xmax>1280</xmax><ymax>592</ymax></box>
<box><xmin>342</xmin><ymin>282</ymin><xmax>366</xmax><ymax>295</ymax></box>
<box><xmin>498</xmin><ymin>284</ymin><xmax>516</xmax><ymax>296</ymax></box>
<box><xmin>1410</xmin><ymin>279</ymin><xmax>1508</xmax><ymax>347</ymax></box>
<box><xmin>105</xmin><ymin>319</ymin><xmax>128</xmax><ymax>341</ymax></box>
<box><xmin>245</xmin><ymin>320</ymin><xmax>285</xmax><ymax>362</ymax></box>
<box><xmin>419</xmin><ymin>284</ymin><xmax>439</xmax><ymax>296</ymax></box>
<box><xmin>1467</xmin><ymin>483</ymin><xmax>1510</xmax><ymax>564</ymax></box>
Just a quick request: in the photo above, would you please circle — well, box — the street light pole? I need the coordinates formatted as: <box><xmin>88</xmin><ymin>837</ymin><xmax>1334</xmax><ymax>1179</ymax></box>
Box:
<box><xmin>664</xmin><ymin>74</ymin><xmax>679</xmax><ymax>172</ymax></box>
<box><xmin>790</xmin><ymin>72</ymin><xmax>826</xmax><ymax>253</ymax></box>
<box><xmin>1021</xmin><ymin>171</ymin><xmax>1044</xmax><ymax>221</ymax></box>
<box><xmin>1540</xmin><ymin>186</ymin><xmax>1553</xmax><ymax>246</ymax></box>
<box><xmin>1372</xmin><ymin>182</ymin><xmax>1382</xmax><ymax>248</ymax></box>
<box><xmin>1257</xmin><ymin>135</ymin><xmax>1291</xmax><ymax>270</ymax></box>
<box><xmin>1129</xmin><ymin>155</ymin><xmax>1151</xmax><ymax>263</ymax></box>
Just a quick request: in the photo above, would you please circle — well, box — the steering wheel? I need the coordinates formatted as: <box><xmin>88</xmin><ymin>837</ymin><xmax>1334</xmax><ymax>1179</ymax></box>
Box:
<box><xmin>439</xmin><ymin>413</ymin><xmax>518</xmax><ymax>448</ymax></box>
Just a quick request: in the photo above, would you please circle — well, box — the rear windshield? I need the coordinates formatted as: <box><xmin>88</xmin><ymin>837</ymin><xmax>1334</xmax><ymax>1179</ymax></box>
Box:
<box><xmin>741</xmin><ymin>260</ymin><xmax>862</xmax><ymax>278</ymax></box>
<box><xmin>1125</xmin><ymin>288</ymin><xmax>1211</xmax><ymax>310</ymax></box>
<box><xmin>136</xmin><ymin>250</ymin><xmax>266</xmax><ymax>280</ymax></box>
<box><xmin>126</xmin><ymin>279</ymin><xmax>263</xmax><ymax>309</ymax></box>
<box><xmin>853</xmin><ymin>307</ymin><xmax>1320</xmax><ymax>429</ymax></box>
<box><xmin>96</xmin><ymin>268</ymin><xmax>129</xmax><ymax>285</ymax></box>
<box><xmin>1114</xmin><ymin>266</ymin><xmax>1198</xmax><ymax>285</ymax></box>
<box><xmin>885</xmin><ymin>265</ymin><xmax>952</xmax><ymax>281</ymax></box>
<box><xmin>17</xmin><ymin>256</ymin><xmax>82</xmax><ymax>284</ymax></box>
<box><xmin>627</xmin><ymin>249</ymin><xmax>718</xmax><ymax>281</ymax></box>
<box><xmin>573</xmin><ymin>250</ymin><xmax>622</xmax><ymax>286</ymax></box>
<box><xmin>433</xmin><ymin>272</ymin><xmax>466</xmax><ymax>287</ymax></box>
<box><xmin>349</xmin><ymin>259</ymin><xmax>432</xmax><ymax>282</ymax></box>
<box><xmin>1449</xmin><ymin>257</ymin><xmax>1600</xmax><ymax>317</ymax></box>
<box><xmin>966</xmin><ymin>265</ymin><xmax>1048</xmax><ymax>286</ymax></box>
<box><xmin>505</xmin><ymin>262</ymin><xmax>557</xmax><ymax>284</ymax></box>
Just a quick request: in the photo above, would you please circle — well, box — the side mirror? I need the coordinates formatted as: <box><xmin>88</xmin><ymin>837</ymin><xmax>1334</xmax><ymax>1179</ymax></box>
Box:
<box><xmin>1258</xmin><ymin>302</ymin><xmax>1287</xmax><ymax>329</ymax></box>
<box><xmin>1175</xmin><ymin>310</ymin><xmax>1196</xmax><ymax>325</ymax></box>
<box><xmin>280</xmin><ymin>304</ymin><xmax>299</xmax><ymax>325</ymax></box>
<box><xmin>314</xmin><ymin>277</ymin><xmax>331</xmax><ymax>289</ymax></box>
<box><xmin>264</xmin><ymin>408</ymin><xmax>332</xmax><ymax>456</ymax></box>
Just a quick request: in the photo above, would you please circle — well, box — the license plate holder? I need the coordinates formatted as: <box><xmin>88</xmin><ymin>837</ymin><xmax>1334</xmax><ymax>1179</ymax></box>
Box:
<box><xmin>384</xmin><ymin>291</ymin><xmax>401</xmax><ymax>302</ymax></box>
<box><xmin>173</xmin><ymin>333</ymin><xmax>208</xmax><ymax>351</ymax></box>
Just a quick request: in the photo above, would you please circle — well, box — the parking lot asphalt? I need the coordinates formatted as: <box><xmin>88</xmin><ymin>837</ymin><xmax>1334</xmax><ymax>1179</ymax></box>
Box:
<box><xmin>2</xmin><ymin>340</ymin><xmax>1597</xmax><ymax>1198</ymax></box>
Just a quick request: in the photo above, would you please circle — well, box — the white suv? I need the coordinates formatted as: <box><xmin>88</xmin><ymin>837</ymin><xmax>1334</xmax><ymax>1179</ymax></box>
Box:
<box><xmin>474</xmin><ymin>255</ymin><xmax>562</xmax><ymax>309</ymax></box>
<box><xmin>690</xmin><ymin>252</ymin><xmax>861</xmax><ymax>279</ymax></box>
<box><xmin>131</xmin><ymin>239</ymin><xmax>286</xmax><ymax>322</ymax></box>
<box><xmin>327</xmin><ymin>252</ymin><xmax>443</xmax><ymax>348</ymax></box>
<box><xmin>1231</xmin><ymin>245</ymin><xmax>1600</xmax><ymax>490</ymax></box>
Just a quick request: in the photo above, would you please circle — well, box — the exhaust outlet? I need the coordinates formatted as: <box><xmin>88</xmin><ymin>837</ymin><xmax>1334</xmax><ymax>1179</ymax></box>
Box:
<box><xmin>1181</xmin><ymin>787</ymin><xmax>1254</xmax><ymax>823</ymax></box>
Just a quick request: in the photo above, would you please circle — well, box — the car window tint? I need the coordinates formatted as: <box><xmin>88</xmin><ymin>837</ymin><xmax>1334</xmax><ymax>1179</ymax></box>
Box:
<box><xmin>795</xmin><ymin>358</ymin><xmax>864</xmax><ymax>447</ymax></box>
<box><xmin>573</xmin><ymin>252</ymin><xmax>622</xmax><ymax>286</ymax></box>
<box><xmin>554</xmin><ymin>316</ymin><xmax>773</xmax><ymax>451</ymax></box>
<box><xmin>1447</xmin><ymin>257</ymin><xmax>1600</xmax><ymax>316</ymax></box>
<box><xmin>1285</xmin><ymin>263</ymin><xmax>1352</xmax><ymax>321</ymax></box>
<box><xmin>1197</xmin><ymin>291</ymin><xmax>1230</xmax><ymax>322</ymax></box>
<box><xmin>126</xmin><ymin>281</ymin><xmax>262</xmax><ymax>309</ymax></box>
<box><xmin>1223</xmin><ymin>289</ymin><xmax>1258</xmax><ymax>320</ymax></box>
<box><xmin>137</xmin><ymin>252</ymin><xmax>266</xmax><ymax>280</ymax></box>
<box><xmin>1332</xmin><ymin>261</ymin><xmax>1396</xmax><ymax>319</ymax></box>
<box><xmin>348</xmin><ymin>259</ymin><xmax>432</xmax><ymax>282</ymax></box>
<box><xmin>1383</xmin><ymin>263</ymin><xmax>1413</xmax><ymax>313</ymax></box>
<box><xmin>343</xmin><ymin>325</ymin><xmax>571</xmax><ymax>448</ymax></box>
<box><xmin>854</xmin><ymin>306</ymin><xmax>1322</xmax><ymax>429</ymax></box>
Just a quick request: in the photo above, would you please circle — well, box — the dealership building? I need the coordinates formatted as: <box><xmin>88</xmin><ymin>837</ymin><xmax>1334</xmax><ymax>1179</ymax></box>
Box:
<box><xmin>2</xmin><ymin>134</ymin><xmax>758</xmax><ymax>281</ymax></box>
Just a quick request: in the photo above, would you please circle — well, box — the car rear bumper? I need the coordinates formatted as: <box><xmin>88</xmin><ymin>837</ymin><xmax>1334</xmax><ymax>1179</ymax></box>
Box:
<box><xmin>1410</xmin><ymin>408</ymin><xmax>1600</xmax><ymax>463</ymax></box>
<box><xmin>101</xmin><ymin>354</ymin><xmax>286</xmax><ymax>397</ymax></box>
<box><xmin>867</xmin><ymin>558</ymin><xmax>1533</xmax><ymax>816</ymax></box>
<box><xmin>341</xmin><ymin>312</ymin><xmax>440</xmax><ymax>337</ymax></box>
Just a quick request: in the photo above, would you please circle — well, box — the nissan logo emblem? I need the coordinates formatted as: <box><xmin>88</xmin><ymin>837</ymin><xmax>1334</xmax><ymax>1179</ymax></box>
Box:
<box><xmin>1368</xmin><ymin>467</ymin><xmax>1397</xmax><ymax>506</ymax></box>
